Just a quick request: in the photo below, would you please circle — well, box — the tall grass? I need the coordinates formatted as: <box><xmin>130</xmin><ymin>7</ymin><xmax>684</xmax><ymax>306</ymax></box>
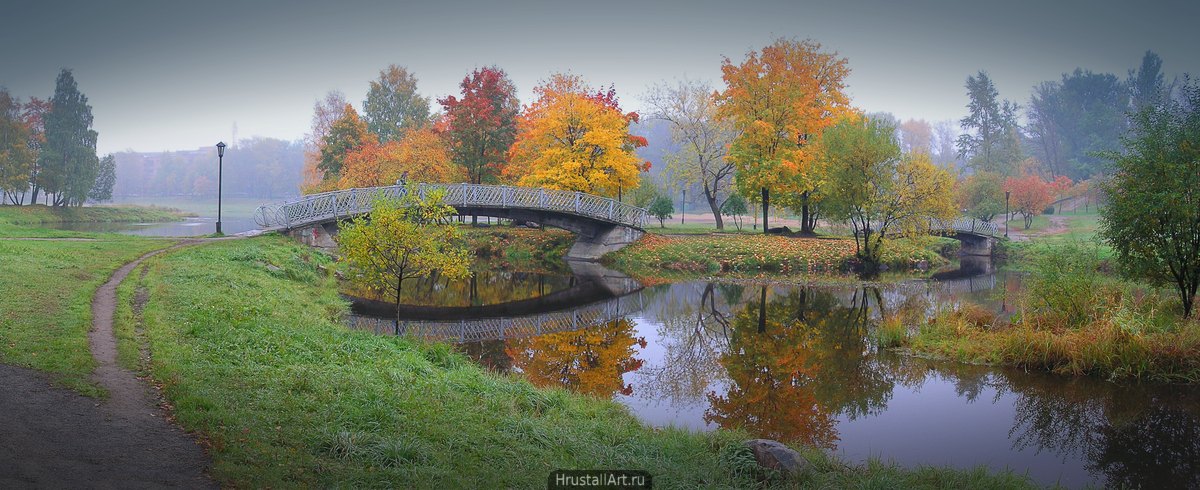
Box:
<box><xmin>907</xmin><ymin>242</ymin><xmax>1200</xmax><ymax>382</ymax></box>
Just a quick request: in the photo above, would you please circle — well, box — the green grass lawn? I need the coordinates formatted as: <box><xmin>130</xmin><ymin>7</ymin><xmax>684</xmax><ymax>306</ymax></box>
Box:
<box><xmin>118</xmin><ymin>235</ymin><xmax>1033</xmax><ymax>488</ymax></box>
<box><xmin>0</xmin><ymin>235</ymin><xmax>173</xmax><ymax>395</ymax></box>
<box><xmin>1007</xmin><ymin>215</ymin><xmax>1051</xmax><ymax>233</ymax></box>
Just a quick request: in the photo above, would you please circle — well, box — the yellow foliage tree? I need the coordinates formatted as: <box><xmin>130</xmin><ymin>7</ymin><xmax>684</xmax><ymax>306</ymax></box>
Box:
<box><xmin>338</xmin><ymin>189</ymin><xmax>472</xmax><ymax>330</ymax></box>
<box><xmin>507</xmin><ymin>74</ymin><xmax>645</xmax><ymax>197</ymax></box>
<box><xmin>337</xmin><ymin>126</ymin><xmax>463</xmax><ymax>189</ymax></box>
<box><xmin>819</xmin><ymin>115</ymin><xmax>957</xmax><ymax>270</ymax></box>
<box><xmin>717</xmin><ymin>38</ymin><xmax>853</xmax><ymax>234</ymax></box>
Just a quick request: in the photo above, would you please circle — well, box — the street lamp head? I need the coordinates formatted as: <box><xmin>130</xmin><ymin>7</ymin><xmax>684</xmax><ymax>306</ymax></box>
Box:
<box><xmin>216</xmin><ymin>141</ymin><xmax>226</xmax><ymax>157</ymax></box>
<box><xmin>1005</xmin><ymin>190</ymin><xmax>1011</xmax><ymax>200</ymax></box>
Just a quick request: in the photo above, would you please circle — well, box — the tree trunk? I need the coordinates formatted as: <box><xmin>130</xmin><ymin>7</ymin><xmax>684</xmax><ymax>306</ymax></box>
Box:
<box><xmin>799</xmin><ymin>191</ymin><xmax>815</xmax><ymax>235</ymax></box>
<box><xmin>394</xmin><ymin>277</ymin><xmax>403</xmax><ymax>335</ymax></box>
<box><xmin>29</xmin><ymin>185</ymin><xmax>39</xmax><ymax>205</ymax></box>
<box><xmin>705</xmin><ymin>183</ymin><xmax>723</xmax><ymax>230</ymax></box>
<box><xmin>761</xmin><ymin>187</ymin><xmax>769</xmax><ymax>235</ymax></box>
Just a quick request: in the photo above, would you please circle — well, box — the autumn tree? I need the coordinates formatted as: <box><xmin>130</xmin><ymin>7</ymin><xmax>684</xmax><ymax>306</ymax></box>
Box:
<box><xmin>898</xmin><ymin>119</ymin><xmax>933</xmax><ymax>154</ymax></box>
<box><xmin>318</xmin><ymin>104</ymin><xmax>375</xmax><ymax>180</ymax></box>
<box><xmin>1100</xmin><ymin>81</ymin><xmax>1200</xmax><ymax>318</ymax></box>
<box><xmin>302</xmin><ymin>91</ymin><xmax>348</xmax><ymax>192</ymax></box>
<box><xmin>958</xmin><ymin>171</ymin><xmax>1005</xmax><ymax>222</ymax></box>
<box><xmin>439</xmin><ymin>66</ymin><xmax>520</xmax><ymax>185</ymax></box>
<box><xmin>0</xmin><ymin>89</ymin><xmax>35</xmax><ymax>205</ymax></box>
<box><xmin>362</xmin><ymin>65</ymin><xmax>431</xmax><ymax>143</ymax></box>
<box><xmin>819</xmin><ymin>115</ymin><xmax>956</xmax><ymax>270</ymax></box>
<box><xmin>338</xmin><ymin>189</ymin><xmax>472</xmax><ymax>330</ymax></box>
<box><xmin>956</xmin><ymin>71</ymin><xmax>1022</xmax><ymax>175</ymax></box>
<box><xmin>717</xmin><ymin>38</ymin><xmax>852</xmax><ymax>234</ymax></box>
<box><xmin>37</xmin><ymin>69</ymin><xmax>99</xmax><ymax>207</ymax></box>
<box><xmin>1004</xmin><ymin>173</ymin><xmax>1054</xmax><ymax>229</ymax></box>
<box><xmin>337</xmin><ymin>126</ymin><xmax>462</xmax><ymax>189</ymax></box>
<box><xmin>507</xmin><ymin>74</ymin><xmax>647</xmax><ymax>197</ymax></box>
<box><xmin>645</xmin><ymin>79</ymin><xmax>736</xmax><ymax>229</ymax></box>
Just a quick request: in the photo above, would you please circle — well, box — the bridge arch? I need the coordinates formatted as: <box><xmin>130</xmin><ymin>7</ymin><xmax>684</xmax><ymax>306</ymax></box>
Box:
<box><xmin>254</xmin><ymin>183</ymin><xmax>648</xmax><ymax>260</ymax></box>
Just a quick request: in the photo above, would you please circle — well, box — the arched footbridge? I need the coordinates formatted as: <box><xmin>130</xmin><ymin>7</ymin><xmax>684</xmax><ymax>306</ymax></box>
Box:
<box><xmin>254</xmin><ymin>183</ymin><xmax>648</xmax><ymax>261</ymax></box>
<box><xmin>929</xmin><ymin>217</ymin><xmax>1002</xmax><ymax>256</ymax></box>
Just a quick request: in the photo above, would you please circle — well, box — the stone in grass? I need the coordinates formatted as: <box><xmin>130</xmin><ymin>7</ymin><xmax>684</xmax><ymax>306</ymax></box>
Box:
<box><xmin>745</xmin><ymin>439</ymin><xmax>811</xmax><ymax>478</ymax></box>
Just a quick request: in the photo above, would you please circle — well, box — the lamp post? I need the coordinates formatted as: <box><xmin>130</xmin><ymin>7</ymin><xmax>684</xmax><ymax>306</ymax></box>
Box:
<box><xmin>1004</xmin><ymin>190</ymin><xmax>1010</xmax><ymax>238</ymax></box>
<box><xmin>216</xmin><ymin>142</ymin><xmax>226</xmax><ymax>235</ymax></box>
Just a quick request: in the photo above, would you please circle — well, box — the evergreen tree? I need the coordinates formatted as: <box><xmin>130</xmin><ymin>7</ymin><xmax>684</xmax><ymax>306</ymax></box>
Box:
<box><xmin>362</xmin><ymin>65</ymin><xmax>430</xmax><ymax>143</ymax></box>
<box><xmin>318</xmin><ymin>104</ymin><xmax>375</xmax><ymax>178</ymax></box>
<box><xmin>1130</xmin><ymin>51</ymin><xmax>1168</xmax><ymax>112</ymax></box>
<box><xmin>956</xmin><ymin>71</ymin><xmax>1021</xmax><ymax>175</ymax></box>
<box><xmin>37</xmin><ymin>69</ymin><xmax>98</xmax><ymax>206</ymax></box>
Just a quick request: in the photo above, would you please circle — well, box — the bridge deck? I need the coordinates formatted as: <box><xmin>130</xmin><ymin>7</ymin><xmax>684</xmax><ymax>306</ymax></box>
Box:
<box><xmin>255</xmin><ymin>183</ymin><xmax>648</xmax><ymax>231</ymax></box>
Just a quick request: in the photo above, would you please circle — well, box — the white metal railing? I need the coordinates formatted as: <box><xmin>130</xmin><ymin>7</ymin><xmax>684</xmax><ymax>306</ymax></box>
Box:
<box><xmin>254</xmin><ymin>183</ymin><xmax>648</xmax><ymax>231</ymax></box>
<box><xmin>931</xmin><ymin>217</ymin><xmax>998</xmax><ymax>238</ymax></box>
<box><xmin>345</xmin><ymin>290</ymin><xmax>646</xmax><ymax>343</ymax></box>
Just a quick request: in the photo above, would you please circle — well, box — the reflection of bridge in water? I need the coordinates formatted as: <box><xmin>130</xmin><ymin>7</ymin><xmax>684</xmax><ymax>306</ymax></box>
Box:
<box><xmin>348</xmin><ymin>290</ymin><xmax>647</xmax><ymax>342</ymax></box>
<box><xmin>346</xmin><ymin>261</ymin><xmax>646</xmax><ymax>342</ymax></box>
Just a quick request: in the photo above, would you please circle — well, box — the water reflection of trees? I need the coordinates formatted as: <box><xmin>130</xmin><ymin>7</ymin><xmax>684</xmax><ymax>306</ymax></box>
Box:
<box><xmin>505</xmin><ymin>318</ymin><xmax>647</xmax><ymax>397</ymax></box>
<box><xmin>702</xmin><ymin>286</ymin><xmax>895</xmax><ymax>448</ymax></box>
<box><xmin>995</xmin><ymin>368</ymin><xmax>1200</xmax><ymax>488</ymax></box>
<box><xmin>347</xmin><ymin>269</ymin><xmax>574</xmax><ymax>307</ymax></box>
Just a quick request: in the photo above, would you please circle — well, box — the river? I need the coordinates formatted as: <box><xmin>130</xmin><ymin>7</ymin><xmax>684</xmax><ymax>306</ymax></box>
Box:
<box><xmin>347</xmin><ymin>258</ymin><xmax>1200</xmax><ymax>488</ymax></box>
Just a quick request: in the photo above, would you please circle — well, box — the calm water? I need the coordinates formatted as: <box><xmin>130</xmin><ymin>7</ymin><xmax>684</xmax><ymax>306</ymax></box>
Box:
<box><xmin>351</xmin><ymin>260</ymin><xmax>1200</xmax><ymax>488</ymax></box>
<box><xmin>47</xmin><ymin>216</ymin><xmax>260</xmax><ymax>236</ymax></box>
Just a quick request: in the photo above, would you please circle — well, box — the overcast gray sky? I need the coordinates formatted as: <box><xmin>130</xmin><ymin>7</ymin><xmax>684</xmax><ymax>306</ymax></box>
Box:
<box><xmin>2</xmin><ymin>0</ymin><xmax>1197</xmax><ymax>154</ymax></box>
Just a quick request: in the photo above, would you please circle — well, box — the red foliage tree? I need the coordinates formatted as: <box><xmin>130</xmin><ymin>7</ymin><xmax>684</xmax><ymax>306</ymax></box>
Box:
<box><xmin>1004</xmin><ymin>174</ymin><xmax>1055</xmax><ymax>229</ymax></box>
<box><xmin>437</xmin><ymin>66</ymin><xmax>520</xmax><ymax>185</ymax></box>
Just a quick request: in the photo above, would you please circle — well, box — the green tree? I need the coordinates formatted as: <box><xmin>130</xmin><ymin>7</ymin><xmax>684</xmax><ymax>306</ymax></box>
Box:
<box><xmin>318</xmin><ymin>104</ymin><xmax>375</xmax><ymax>179</ymax></box>
<box><xmin>648</xmin><ymin>195</ymin><xmax>674</xmax><ymax>228</ymax></box>
<box><xmin>0</xmin><ymin>89</ymin><xmax>35</xmax><ymax>204</ymax></box>
<box><xmin>1130</xmin><ymin>51</ymin><xmax>1168</xmax><ymax>112</ymax></box>
<box><xmin>956</xmin><ymin>71</ymin><xmax>1021</xmax><ymax>175</ymax></box>
<box><xmin>36</xmin><ymin>69</ymin><xmax>99</xmax><ymax>206</ymax></box>
<box><xmin>1027</xmin><ymin>69</ymin><xmax>1129</xmax><ymax>179</ymax></box>
<box><xmin>645</xmin><ymin>79</ymin><xmax>736</xmax><ymax>229</ymax></box>
<box><xmin>720</xmin><ymin>193</ymin><xmax>748</xmax><ymax>231</ymax></box>
<box><xmin>821</xmin><ymin>115</ymin><xmax>957</xmax><ymax>270</ymax></box>
<box><xmin>88</xmin><ymin>153</ymin><xmax>116</xmax><ymax>202</ymax></box>
<box><xmin>627</xmin><ymin>172</ymin><xmax>661</xmax><ymax>208</ymax></box>
<box><xmin>958</xmin><ymin>171</ymin><xmax>1005</xmax><ymax>222</ymax></box>
<box><xmin>363</xmin><ymin>65</ymin><xmax>431</xmax><ymax>143</ymax></box>
<box><xmin>1100</xmin><ymin>81</ymin><xmax>1200</xmax><ymax>318</ymax></box>
<box><xmin>338</xmin><ymin>188</ymin><xmax>472</xmax><ymax>329</ymax></box>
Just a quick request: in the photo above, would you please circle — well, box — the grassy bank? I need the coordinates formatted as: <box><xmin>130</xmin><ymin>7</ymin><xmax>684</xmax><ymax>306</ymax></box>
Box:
<box><xmin>0</xmin><ymin>235</ymin><xmax>173</xmax><ymax>395</ymax></box>
<box><xmin>897</xmin><ymin>242</ymin><xmax>1200</xmax><ymax>383</ymax></box>
<box><xmin>119</xmin><ymin>236</ymin><xmax>1031</xmax><ymax>487</ymax></box>
<box><xmin>604</xmin><ymin>233</ymin><xmax>948</xmax><ymax>282</ymax></box>
<box><xmin>0</xmin><ymin>204</ymin><xmax>187</xmax><ymax>226</ymax></box>
<box><xmin>460</xmin><ymin>226</ymin><xmax>573</xmax><ymax>272</ymax></box>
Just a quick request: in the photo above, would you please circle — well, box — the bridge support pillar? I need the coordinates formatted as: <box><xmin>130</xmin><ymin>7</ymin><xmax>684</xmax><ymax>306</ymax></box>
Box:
<box><xmin>289</xmin><ymin>223</ymin><xmax>339</xmax><ymax>250</ymax></box>
<box><xmin>958</xmin><ymin>235</ymin><xmax>995</xmax><ymax>256</ymax></box>
<box><xmin>566</xmin><ymin>225</ymin><xmax>644</xmax><ymax>261</ymax></box>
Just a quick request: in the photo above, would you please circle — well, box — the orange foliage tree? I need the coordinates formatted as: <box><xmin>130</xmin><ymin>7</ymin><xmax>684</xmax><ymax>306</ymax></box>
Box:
<box><xmin>717</xmin><ymin>38</ymin><xmax>853</xmax><ymax>234</ymax></box>
<box><xmin>1004</xmin><ymin>174</ymin><xmax>1055</xmax><ymax>229</ymax></box>
<box><xmin>337</xmin><ymin>126</ymin><xmax>462</xmax><ymax>189</ymax></box>
<box><xmin>317</xmin><ymin>104</ymin><xmax>375</xmax><ymax>185</ymax></box>
<box><xmin>506</xmin><ymin>74</ymin><xmax>648</xmax><ymax>197</ymax></box>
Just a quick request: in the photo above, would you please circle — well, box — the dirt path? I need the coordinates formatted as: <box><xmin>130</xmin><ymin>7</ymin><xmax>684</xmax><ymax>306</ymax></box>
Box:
<box><xmin>1</xmin><ymin>241</ymin><xmax>218</xmax><ymax>488</ymax></box>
